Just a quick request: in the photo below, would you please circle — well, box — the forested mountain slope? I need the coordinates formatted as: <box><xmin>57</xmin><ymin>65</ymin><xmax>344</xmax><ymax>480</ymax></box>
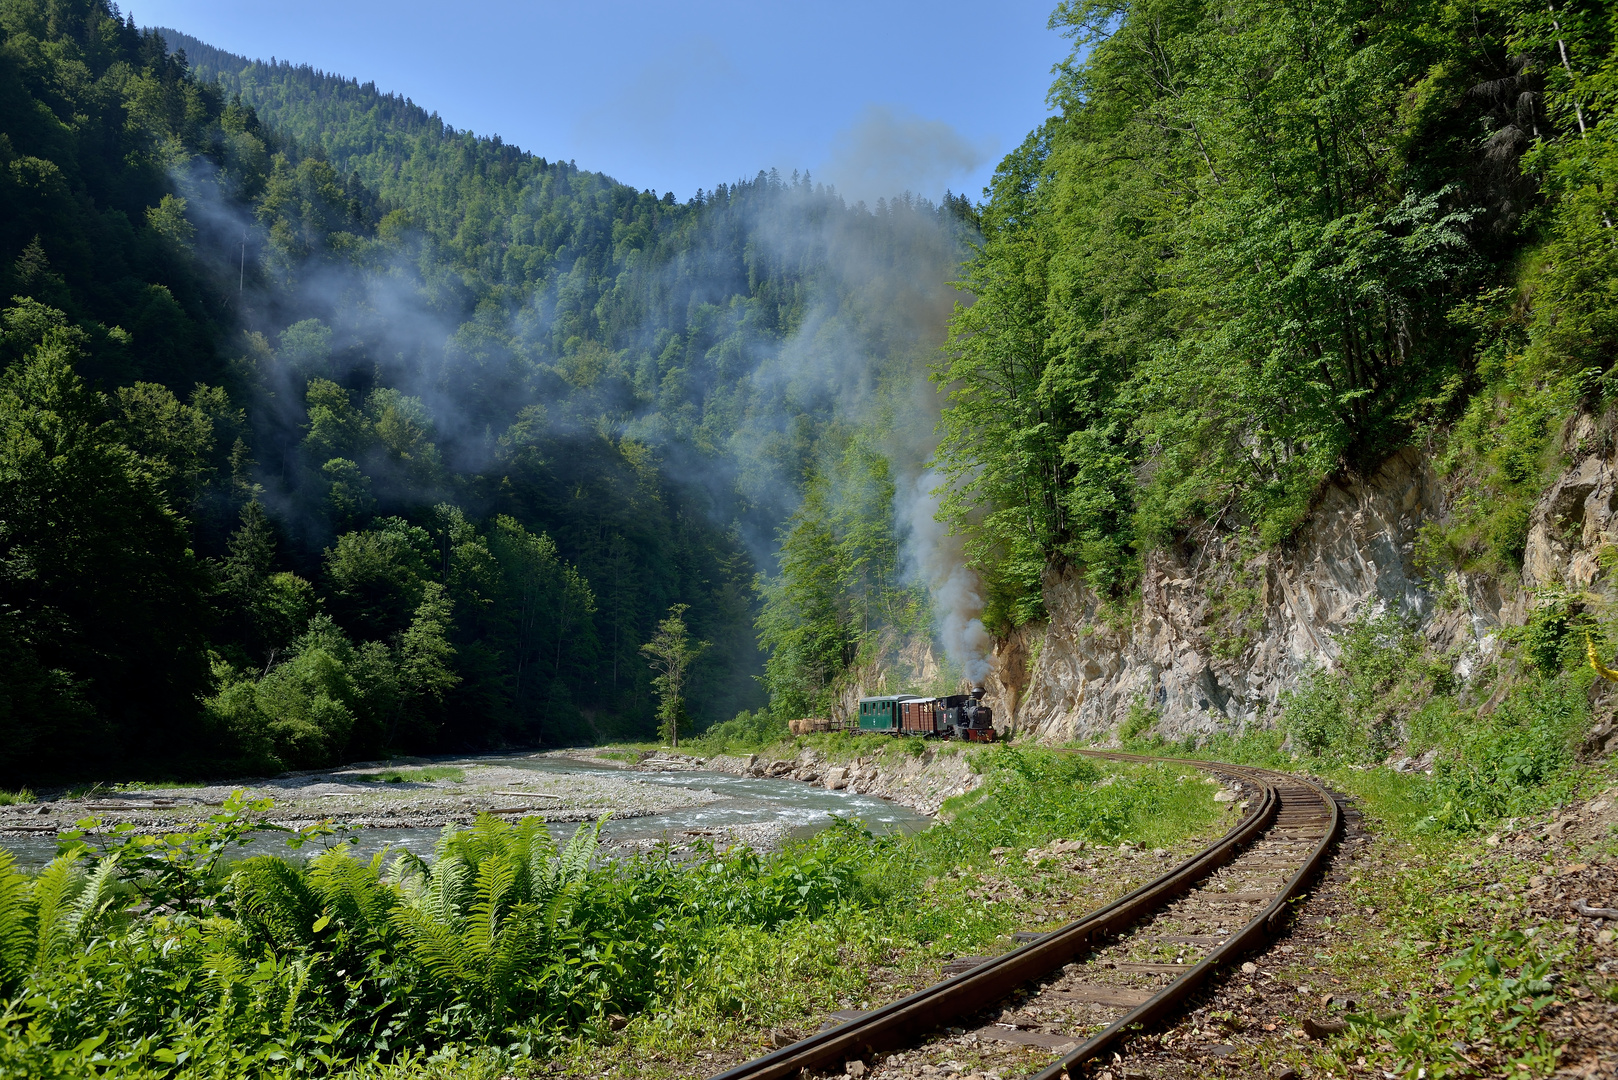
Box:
<box><xmin>0</xmin><ymin>0</ymin><xmax>976</xmax><ymax>782</ymax></box>
<box><xmin>922</xmin><ymin>0</ymin><xmax>1618</xmax><ymax>782</ymax></box>
<box><xmin>937</xmin><ymin>0</ymin><xmax>1617</xmax><ymax>631</ymax></box>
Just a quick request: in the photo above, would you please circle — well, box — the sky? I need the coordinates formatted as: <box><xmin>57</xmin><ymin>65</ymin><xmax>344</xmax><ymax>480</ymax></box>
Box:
<box><xmin>133</xmin><ymin>0</ymin><xmax>1074</xmax><ymax>205</ymax></box>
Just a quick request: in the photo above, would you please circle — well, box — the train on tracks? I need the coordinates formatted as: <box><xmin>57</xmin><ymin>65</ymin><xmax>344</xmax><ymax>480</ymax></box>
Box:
<box><xmin>855</xmin><ymin>685</ymin><xmax>997</xmax><ymax>742</ymax></box>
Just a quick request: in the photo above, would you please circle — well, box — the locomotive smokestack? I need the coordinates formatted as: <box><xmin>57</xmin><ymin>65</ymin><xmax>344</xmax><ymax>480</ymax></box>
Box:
<box><xmin>970</xmin><ymin>685</ymin><xmax>986</xmax><ymax>700</ymax></box>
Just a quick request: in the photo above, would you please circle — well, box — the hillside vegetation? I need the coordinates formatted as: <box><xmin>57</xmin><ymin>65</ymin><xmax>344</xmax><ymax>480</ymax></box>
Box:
<box><xmin>0</xmin><ymin>0</ymin><xmax>973</xmax><ymax>780</ymax></box>
<box><xmin>936</xmin><ymin>0</ymin><xmax>1616</xmax><ymax>628</ymax></box>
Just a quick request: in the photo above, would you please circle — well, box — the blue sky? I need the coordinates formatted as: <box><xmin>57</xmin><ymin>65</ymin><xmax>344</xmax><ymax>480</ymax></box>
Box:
<box><xmin>136</xmin><ymin>0</ymin><xmax>1073</xmax><ymax>204</ymax></box>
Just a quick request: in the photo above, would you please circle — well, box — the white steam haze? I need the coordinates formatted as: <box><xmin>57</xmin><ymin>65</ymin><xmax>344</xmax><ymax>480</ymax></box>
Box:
<box><xmin>822</xmin><ymin>105</ymin><xmax>993</xmax><ymax>206</ymax></box>
<box><xmin>173</xmin><ymin>107</ymin><xmax>996</xmax><ymax>688</ymax></box>
<box><xmin>898</xmin><ymin>471</ymin><xmax>993</xmax><ymax>685</ymax></box>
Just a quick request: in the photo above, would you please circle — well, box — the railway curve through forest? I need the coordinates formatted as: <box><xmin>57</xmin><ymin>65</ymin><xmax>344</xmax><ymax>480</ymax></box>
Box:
<box><xmin>710</xmin><ymin>751</ymin><xmax>1342</xmax><ymax>1080</ymax></box>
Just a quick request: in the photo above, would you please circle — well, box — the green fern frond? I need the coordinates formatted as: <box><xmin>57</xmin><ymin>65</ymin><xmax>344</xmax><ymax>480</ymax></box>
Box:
<box><xmin>231</xmin><ymin>856</ymin><xmax>322</xmax><ymax>946</ymax></box>
<box><xmin>63</xmin><ymin>855</ymin><xmax>121</xmax><ymax>944</ymax></box>
<box><xmin>431</xmin><ymin>822</ymin><xmax>463</xmax><ymax>867</ymax></box>
<box><xmin>280</xmin><ymin>958</ymin><xmax>311</xmax><ymax>1032</ymax></box>
<box><xmin>556</xmin><ymin>813</ymin><xmax>607</xmax><ymax>886</ymax></box>
<box><xmin>0</xmin><ymin>851</ymin><xmax>36</xmax><ymax>989</ymax></box>
<box><xmin>390</xmin><ymin>904</ymin><xmax>475</xmax><ymax>982</ymax></box>
<box><xmin>543</xmin><ymin>877</ymin><xmax>584</xmax><ymax>934</ymax></box>
<box><xmin>429</xmin><ymin>854</ymin><xmax>468</xmax><ymax>931</ymax></box>
<box><xmin>308</xmin><ymin>848</ymin><xmax>394</xmax><ymax>933</ymax></box>
<box><xmin>466</xmin><ymin>856</ymin><xmax>515</xmax><ymax>953</ymax></box>
<box><xmin>30</xmin><ymin>850</ymin><xmax>87</xmax><ymax>964</ymax></box>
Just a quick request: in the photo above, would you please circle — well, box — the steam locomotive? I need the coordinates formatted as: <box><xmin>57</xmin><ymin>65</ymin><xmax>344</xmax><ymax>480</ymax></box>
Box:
<box><xmin>854</xmin><ymin>685</ymin><xmax>997</xmax><ymax>742</ymax></box>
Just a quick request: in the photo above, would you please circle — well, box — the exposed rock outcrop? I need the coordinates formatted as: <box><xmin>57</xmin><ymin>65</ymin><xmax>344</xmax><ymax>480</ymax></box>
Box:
<box><xmin>984</xmin><ymin>445</ymin><xmax>1605</xmax><ymax>745</ymax></box>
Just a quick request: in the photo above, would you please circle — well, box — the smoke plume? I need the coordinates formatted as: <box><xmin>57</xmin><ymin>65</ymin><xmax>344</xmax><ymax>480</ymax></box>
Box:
<box><xmin>822</xmin><ymin>104</ymin><xmax>991</xmax><ymax>207</ymax></box>
<box><xmin>899</xmin><ymin>470</ymin><xmax>992</xmax><ymax>685</ymax></box>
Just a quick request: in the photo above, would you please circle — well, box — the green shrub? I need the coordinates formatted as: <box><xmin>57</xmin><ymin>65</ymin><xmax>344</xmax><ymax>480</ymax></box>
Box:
<box><xmin>1280</xmin><ymin>613</ymin><xmax>1426</xmax><ymax>762</ymax></box>
<box><xmin>1419</xmin><ymin>676</ymin><xmax>1587</xmax><ymax>832</ymax></box>
<box><xmin>691</xmin><ymin>709</ymin><xmax>788</xmax><ymax>753</ymax></box>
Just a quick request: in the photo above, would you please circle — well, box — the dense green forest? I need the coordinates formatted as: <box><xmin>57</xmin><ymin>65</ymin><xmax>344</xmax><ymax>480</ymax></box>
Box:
<box><xmin>0</xmin><ymin>0</ymin><xmax>975</xmax><ymax>782</ymax></box>
<box><xmin>936</xmin><ymin>0</ymin><xmax>1618</xmax><ymax>631</ymax></box>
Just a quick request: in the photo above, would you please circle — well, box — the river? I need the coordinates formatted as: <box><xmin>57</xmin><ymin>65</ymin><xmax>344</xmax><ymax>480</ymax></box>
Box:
<box><xmin>0</xmin><ymin>754</ymin><xmax>931</xmax><ymax>870</ymax></box>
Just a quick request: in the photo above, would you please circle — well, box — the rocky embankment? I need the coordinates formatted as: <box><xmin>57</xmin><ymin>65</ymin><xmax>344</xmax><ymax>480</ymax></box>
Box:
<box><xmin>956</xmin><ymin>420</ymin><xmax>1618</xmax><ymax>745</ymax></box>
<box><xmin>573</xmin><ymin>744</ymin><xmax>983</xmax><ymax>817</ymax></box>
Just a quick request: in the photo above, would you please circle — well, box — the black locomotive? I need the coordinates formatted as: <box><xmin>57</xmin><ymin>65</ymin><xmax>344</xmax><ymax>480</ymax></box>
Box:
<box><xmin>854</xmin><ymin>685</ymin><xmax>996</xmax><ymax>742</ymax></box>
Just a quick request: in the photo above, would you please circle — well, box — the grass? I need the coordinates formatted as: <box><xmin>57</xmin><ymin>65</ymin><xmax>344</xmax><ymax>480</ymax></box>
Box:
<box><xmin>0</xmin><ymin>789</ymin><xmax>33</xmax><ymax>806</ymax></box>
<box><xmin>113</xmin><ymin>779</ymin><xmax>209</xmax><ymax>791</ymax></box>
<box><xmin>0</xmin><ymin>751</ymin><xmax>1224</xmax><ymax>1079</ymax></box>
<box><xmin>345</xmin><ymin>765</ymin><xmax>466</xmax><ymax>784</ymax></box>
<box><xmin>547</xmin><ymin>750</ymin><xmax>1226</xmax><ymax>1078</ymax></box>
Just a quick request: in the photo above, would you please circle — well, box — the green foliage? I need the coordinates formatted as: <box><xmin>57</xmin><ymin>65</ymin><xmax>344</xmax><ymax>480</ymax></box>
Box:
<box><xmin>0</xmin><ymin>1</ymin><xmax>987</xmax><ymax>770</ymax></box>
<box><xmin>0</xmin><ymin>315</ymin><xmax>212</xmax><ymax>782</ymax></box>
<box><xmin>1419</xmin><ymin>677</ymin><xmax>1586</xmax><ymax>832</ymax></box>
<box><xmin>1118</xmin><ymin>697</ymin><xmax>1161</xmax><ymax>747</ymax></box>
<box><xmin>927</xmin><ymin>748</ymin><xmax>1208</xmax><ymax>855</ymax></box>
<box><xmin>0</xmin><ymin>801</ymin><xmax>918</xmax><ymax>1075</ymax></box>
<box><xmin>755</xmin><ymin>440</ymin><xmax>926</xmax><ymax>716</ymax></box>
<box><xmin>690</xmin><ymin>709</ymin><xmax>787</xmax><ymax>753</ymax></box>
<box><xmin>1281</xmin><ymin>613</ymin><xmax>1433</xmax><ymax>762</ymax></box>
<box><xmin>0</xmin><ymin>791</ymin><xmax>33</xmax><ymax>807</ymax></box>
<box><xmin>934</xmin><ymin>0</ymin><xmax>1618</xmax><ymax>618</ymax></box>
<box><xmin>1265</xmin><ymin>608</ymin><xmax>1590</xmax><ymax>833</ymax></box>
<box><xmin>640</xmin><ymin>605</ymin><xmax>707</xmax><ymax>747</ymax></box>
<box><xmin>1335</xmin><ymin>928</ymin><xmax>1565</xmax><ymax>1077</ymax></box>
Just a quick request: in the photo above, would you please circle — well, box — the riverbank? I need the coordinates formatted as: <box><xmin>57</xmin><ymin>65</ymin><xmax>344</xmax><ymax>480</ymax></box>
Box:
<box><xmin>0</xmin><ymin>755</ymin><xmax>710</xmax><ymax>837</ymax></box>
<box><xmin>0</xmin><ymin>749</ymin><xmax>941</xmax><ymax>866</ymax></box>
<box><xmin>554</xmin><ymin>736</ymin><xmax>988</xmax><ymax>817</ymax></box>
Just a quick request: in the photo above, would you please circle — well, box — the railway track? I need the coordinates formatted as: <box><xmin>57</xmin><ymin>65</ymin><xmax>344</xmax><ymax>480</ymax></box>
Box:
<box><xmin>711</xmin><ymin>751</ymin><xmax>1341</xmax><ymax>1080</ymax></box>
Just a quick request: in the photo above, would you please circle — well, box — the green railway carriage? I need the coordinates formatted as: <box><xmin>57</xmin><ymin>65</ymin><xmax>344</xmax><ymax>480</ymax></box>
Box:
<box><xmin>857</xmin><ymin>695</ymin><xmax>919</xmax><ymax>731</ymax></box>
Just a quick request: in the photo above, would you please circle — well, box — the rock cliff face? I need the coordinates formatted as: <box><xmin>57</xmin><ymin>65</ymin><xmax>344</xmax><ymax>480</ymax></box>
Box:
<box><xmin>990</xmin><ymin>447</ymin><xmax>1528</xmax><ymax>744</ymax></box>
<box><xmin>840</xmin><ymin>428</ymin><xmax>1611</xmax><ymax>746</ymax></box>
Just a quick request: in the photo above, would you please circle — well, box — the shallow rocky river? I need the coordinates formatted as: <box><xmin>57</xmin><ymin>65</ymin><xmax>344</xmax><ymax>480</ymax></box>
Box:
<box><xmin>0</xmin><ymin>752</ymin><xmax>931</xmax><ymax>870</ymax></box>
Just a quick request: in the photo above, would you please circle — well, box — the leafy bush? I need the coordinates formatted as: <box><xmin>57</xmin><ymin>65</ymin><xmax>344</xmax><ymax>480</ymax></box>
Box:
<box><xmin>691</xmin><ymin>709</ymin><xmax>788</xmax><ymax>753</ymax></box>
<box><xmin>1418</xmin><ymin>677</ymin><xmax>1586</xmax><ymax>832</ymax></box>
<box><xmin>1280</xmin><ymin>613</ymin><xmax>1430</xmax><ymax>762</ymax></box>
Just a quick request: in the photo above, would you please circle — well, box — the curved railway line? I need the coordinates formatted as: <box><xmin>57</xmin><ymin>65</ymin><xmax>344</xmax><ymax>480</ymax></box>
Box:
<box><xmin>711</xmin><ymin>751</ymin><xmax>1342</xmax><ymax>1080</ymax></box>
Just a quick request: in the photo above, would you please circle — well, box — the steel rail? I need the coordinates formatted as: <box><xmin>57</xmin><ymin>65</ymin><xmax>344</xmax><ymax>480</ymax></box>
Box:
<box><xmin>1030</xmin><ymin>752</ymin><xmax>1340</xmax><ymax>1079</ymax></box>
<box><xmin>708</xmin><ymin>751</ymin><xmax>1340</xmax><ymax>1080</ymax></box>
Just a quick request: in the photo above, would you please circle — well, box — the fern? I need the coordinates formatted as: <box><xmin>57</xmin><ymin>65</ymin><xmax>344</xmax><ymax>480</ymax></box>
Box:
<box><xmin>307</xmin><ymin>848</ymin><xmax>395</xmax><ymax>939</ymax></box>
<box><xmin>465</xmin><ymin>856</ymin><xmax>515</xmax><ymax>952</ymax></box>
<box><xmin>29</xmin><ymin>852</ymin><xmax>85</xmax><ymax>965</ymax></box>
<box><xmin>555</xmin><ymin>814</ymin><xmax>606</xmax><ymax>888</ymax></box>
<box><xmin>63</xmin><ymin>855</ymin><xmax>121</xmax><ymax>944</ymax></box>
<box><xmin>0</xmin><ymin>852</ymin><xmax>32</xmax><ymax>992</ymax></box>
<box><xmin>231</xmin><ymin>856</ymin><xmax>322</xmax><ymax>947</ymax></box>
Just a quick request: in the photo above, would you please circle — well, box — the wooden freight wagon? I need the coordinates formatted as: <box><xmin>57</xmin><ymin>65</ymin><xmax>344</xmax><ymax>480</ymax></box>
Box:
<box><xmin>899</xmin><ymin>697</ymin><xmax>942</xmax><ymax>734</ymax></box>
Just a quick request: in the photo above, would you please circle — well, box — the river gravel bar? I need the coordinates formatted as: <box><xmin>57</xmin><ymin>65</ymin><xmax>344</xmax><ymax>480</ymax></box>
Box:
<box><xmin>0</xmin><ymin>756</ymin><xmax>725</xmax><ymax>836</ymax></box>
